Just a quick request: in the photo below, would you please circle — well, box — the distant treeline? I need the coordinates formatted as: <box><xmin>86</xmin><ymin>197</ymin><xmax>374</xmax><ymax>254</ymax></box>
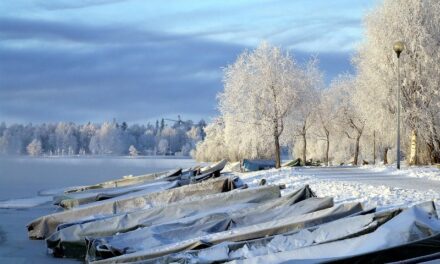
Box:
<box><xmin>0</xmin><ymin>119</ymin><xmax>206</xmax><ymax>156</ymax></box>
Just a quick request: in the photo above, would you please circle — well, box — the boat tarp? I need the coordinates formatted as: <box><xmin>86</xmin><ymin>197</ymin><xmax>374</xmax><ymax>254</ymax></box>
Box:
<box><xmin>65</xmin><ymin>168</ymin><xmax>183</xmax><ymax>193</ymax></box>
<box><xmin>88</xmin><ymin>202</ymin><xmax>364</xmax><ymax>263</ymax></box>
<box><xmin>230</xmin><ymin>202</ymin><xmax>440</xmax><ymax>264</ymax></box>
<box><xmin>153</xmin><ymin>207</ymin><xmax>398</xmax><ymax>264</ymax></box>
<box><xmin>200</xmin><ymin>159</ymin><xmax>227</xmax><ymax>174</ymax></box>
<box><xmin>54</xmin><ymin>180</ymin><xmax>181</xmax><ymax>209</ymax></box>
<box><xmin>28</xmin><ymin>177</ymin><xmax>236</xmax><ymax>239</ymax></box>
<box><xmin>282</xmin><ymin>158</ymin><xmax>302</xmax><ymax>167</ymax></box>
<box><xmin>55</xmin><ymin>165</ymin><xmax>228</xmax><ymax>210</ymax></box>
<box><xmin>46</xmin><ymin>184</ymin><xmax>287</xmax><ymax>258</ymax></box>
<box><xmin>87</xmin><ymin>196</ymin><xmax>332</xmax><ymax>261</ymax></box>
<box><xmin>242</xmin><ymin>159</ymin><xmax>276</xmax><ymax>172</ymax></box>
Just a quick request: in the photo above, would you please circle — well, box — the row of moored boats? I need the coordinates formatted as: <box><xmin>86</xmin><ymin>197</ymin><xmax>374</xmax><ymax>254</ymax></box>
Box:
<box><xmin>27</xmin><ymin>160</ymin><xmax>440</xmax><ymax>263</ymax></box>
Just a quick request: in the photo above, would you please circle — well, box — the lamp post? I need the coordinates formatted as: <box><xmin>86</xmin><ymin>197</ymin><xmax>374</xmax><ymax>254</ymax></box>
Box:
<box><xmin>393</xmin><ymin>41</ymin><xmax>405</xmax><ymax>169</ymax></box>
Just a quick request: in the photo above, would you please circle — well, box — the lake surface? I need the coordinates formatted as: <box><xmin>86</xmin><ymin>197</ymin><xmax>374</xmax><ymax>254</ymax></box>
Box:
<box><xmin>0</xmin><ymin>156</ymin><xmax>198</xmax><ymax>263</ymax></box>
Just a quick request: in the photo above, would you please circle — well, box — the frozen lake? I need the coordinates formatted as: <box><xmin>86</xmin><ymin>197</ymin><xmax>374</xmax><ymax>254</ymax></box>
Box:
<box><xmin>0</xmin><ymin>156</ymin><xmax>198</xmax><ymax>263</ymax></box>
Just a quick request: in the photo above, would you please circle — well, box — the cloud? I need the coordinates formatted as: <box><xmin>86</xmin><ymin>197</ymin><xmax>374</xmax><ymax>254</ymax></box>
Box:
<box><xmin>0</xmin><ymin>0</ymin><xmax>366</xmax><ymax>124</ymax></box>
<box><xmin>0</xmin><ymin>17</ymin><xmax>246</xmax><ymax>123</ymax></box>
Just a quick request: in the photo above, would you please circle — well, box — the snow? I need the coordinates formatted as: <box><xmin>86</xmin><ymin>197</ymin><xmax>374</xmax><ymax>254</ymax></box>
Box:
<box><xmin>0</xmin><ymin>196</ymin><xmax>52</xmax><ymax>209</ymax></box>
<box><xmin>232</xmin><ymin>202</ymin><xmax>440</xmax><ymax>263</ymax></box>
<box><xmin>234</xmin><ymin>166</ymin><xmax>440</xmax><ymax>212</ymax></box>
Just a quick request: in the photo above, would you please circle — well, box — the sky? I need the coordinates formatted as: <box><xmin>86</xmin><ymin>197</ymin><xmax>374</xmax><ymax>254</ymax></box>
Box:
<box><xmin>0</xmin><ymin>0</ymin><xmax>377</xmax><ymax>124</ymax></box>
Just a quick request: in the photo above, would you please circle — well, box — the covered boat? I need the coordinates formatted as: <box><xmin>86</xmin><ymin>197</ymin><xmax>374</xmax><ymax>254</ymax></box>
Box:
<box><xmin>46</xmin><ymin>183</ymin><xmax>285</xmax><ymax>258</ymax></box>
<box><xmin>53</xmin><ymin>160</ymin><xmax>228</xmax><ymax>209</ymax></box>
<box><xmin>87</xmin><ymin>202</ymin><xmax>365</xmax><ymax>263</ymax></box>
<box><xmin>65</xmin><ymin>168</ymin><xmax>183</xmax><ymax>193</ymax></box>
<box><xmin>86</xmin><ymin>195</ymin><xmax>333</xmax><ymax>261</ymax></box>
<box><xmin>28</xmin><ymin>176</ymin><xmax>236</xmax><ymax>239</ymax></box>
<box><xmin>242</xmin><ymin>159</ymin><xmax>276</xmax><ymax>172</ymax></box>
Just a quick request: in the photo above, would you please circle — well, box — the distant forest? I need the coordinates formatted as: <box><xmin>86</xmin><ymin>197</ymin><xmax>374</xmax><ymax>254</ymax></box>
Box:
<box><xmin>0</xmin><ymin>118</ymin><xmax>206</xmax><ymax>156</ymax></box>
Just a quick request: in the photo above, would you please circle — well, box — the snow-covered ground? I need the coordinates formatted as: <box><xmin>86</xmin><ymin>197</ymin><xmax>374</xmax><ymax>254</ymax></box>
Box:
<box><xmin>232</xmin><ymin>165</ymin><xmax>440</xmax><ymax>212</ymax></box>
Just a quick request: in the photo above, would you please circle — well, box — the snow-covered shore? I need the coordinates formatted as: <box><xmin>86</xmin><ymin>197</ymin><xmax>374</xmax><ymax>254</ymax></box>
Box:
<box><xmin>3</xmin><ymin>158</ymin><xmax>440</xmax><ymax>263</ymax></box>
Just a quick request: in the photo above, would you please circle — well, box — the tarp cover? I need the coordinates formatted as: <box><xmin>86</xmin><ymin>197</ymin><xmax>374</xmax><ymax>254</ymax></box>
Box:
<box><xmin>28</xmin><ymin>177</ymin><xmax>236</xmax><ymax>239</ymax></box>
<box><xmin>54</xmin><ymin>180</ymin><xmax>180</xmax><ymax>209</ymax></box>
<box><xmin>88</xmin><ymin>202</ymin><xmax>364</xmax><ymax>263</ymax></box>
<box><xmin>54</xmin><ymin>165</ymin><xmax>228</xmax><ymax>209</ymax></box>
<box><xmin>65</xmin><ymin>168</ymin><xmax>182</xmax><ymax>193</ymax></box>
<box><xmin>242</xmin><ymin>159</ymin><xmax>276</xmax><ymax>172</ymax></box>
<box><xmin>46</xmin><ymin>184</ymin><xmax>286</xmax><ymax>258</ymax></box>
<box><xmin>86</xmin><ymin>187</ymin><xmax>321</xmax><ymax>261</ymax></box>
<box><xmin>153</xmin><ymin>208</ymin><xmax>397</xmax><ymax>263</ymax></box>
<box><xmin>200</xmin><ymin>159</ymin><xmax>227</xmax><ymax>174</ymax></box>
<box><xmin>230</xmin><ymin>202</ymin><xmax>440</xmax><ymax>264</ymax></box>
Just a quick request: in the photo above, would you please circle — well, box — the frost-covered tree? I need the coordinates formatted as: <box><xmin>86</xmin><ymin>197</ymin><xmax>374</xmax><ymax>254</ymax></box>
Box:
<box><xmin>54</xmin><ymin>122</ymin><xmax>78</xmax><ymax>155</ymax></box>
<box><xmin>27</xmin><ymin>139</ymin><xmax>43</xmax><ymax>156</ymax></box>
<box><xmin>355</xmin><ymin>0</ymin><xmax>440</xmax><ymax>164</ymax></box>
<box><xmin>219</xmin><ymin>42</ymin><xmax>304</xmax><ymax>168</ymax></box>
<box><xmin>89</xmin><ymin>121</ymin><xmax>131</xmax><ymax>155</ymax></box>
<box><xmin>128</xmin><ymin>145</ymin><xmax>138</xmax><ymax>156</ymax></box>
<box><xmin>313</xmin><ymin>88</ymin><xmax>339</xmax><ymax>165</ymax></box>
<box><xmin>332</xmin><ymin>75</ymin><xmax>366</xmax><ymax>165</ymax></box>
<box><xmin>157</xmin><ymin>139</ymin><xmax>169</xmax><ymax>155</ymax></box>
<box><xmin>0</xmin><ymin>124</ymin><xmax>26</xmax><ymax>155</ymax></box>
<box><xmin>287</xmin><ymin>58</ymin><xmax>323</xmax><ymax>164</ymax></box>
<box><xmin>193</xmin><ymin>118</ymin><xmax>228</xmax><ymax>161</ymax></box>
<box><xmin>0</xmin><ymin>120</ymin><xmax>202</xmax><ymax>156</ymax></box>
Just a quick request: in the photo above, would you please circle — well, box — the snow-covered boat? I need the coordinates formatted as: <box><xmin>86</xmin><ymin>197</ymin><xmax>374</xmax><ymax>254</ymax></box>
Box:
<box><xmin>86</xmin><ymin>193</ymin><xmax>332</xmax><ymax>262</ymax></box>
<box><xmin>123</xmin><ymin>202</ymin><xmax>439</xmax><ymax>264</ymax></box>
<box><xmin>27</xmin><ymin>176</ymin><xmax>235</xmax><ymax>239</ymax></box>
<box><xmin>242</xmin><ymin>159</ymin><xmax>276</xmax><ymax>172</ymax></box>
<box><xmin>64</xmin><ymin>168</ymin><xmax>183</xmax><ymax>193</ymax></box>
<box><xmin>47</xmin><ymin>184</ymin><xmax>288</xmax><ymax>258</ymax></box>
<box><xmin>53</xmin><ymin>160</ymin><xmax>229</xmax><ymax>209</ymax></box>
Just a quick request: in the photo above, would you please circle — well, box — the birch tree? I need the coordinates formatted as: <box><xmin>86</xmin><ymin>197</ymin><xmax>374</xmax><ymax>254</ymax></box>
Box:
<box><xmin>219</xmin><ymin>42</ymin><xmax>304</xmax><ymax>168</ymax></box>
<box><xmin>288</xmin><ymin>58</ymin><xmax>323</xmax><ymax>164</ymax></box>
<box><xmin>332</xmin><ymin>75</ymin><xmax>366</xmax><ymax>165</ymax></box>
<box><xmin>313</xmin><ymin>88</ymin><xmax>339</xmax><ymax>165</ymax></box>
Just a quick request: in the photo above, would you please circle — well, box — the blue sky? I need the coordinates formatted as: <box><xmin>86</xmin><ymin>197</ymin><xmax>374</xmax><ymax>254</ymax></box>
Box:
<box><xmin>0</xmin><ymin>0</ymin><xmax>377</xmax><ymax>124</ymax></box>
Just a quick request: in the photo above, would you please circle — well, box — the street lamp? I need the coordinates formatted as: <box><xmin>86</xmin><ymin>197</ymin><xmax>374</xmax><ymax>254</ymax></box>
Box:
<box><xmin>393</xmin><ymin>41</ymin><xmax>405</xmax><ymax>169</ymax></box>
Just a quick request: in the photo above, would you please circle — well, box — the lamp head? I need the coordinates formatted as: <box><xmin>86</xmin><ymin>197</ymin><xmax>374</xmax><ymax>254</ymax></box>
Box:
<box><xmin>393</xmin><ymin>41</ymin><xmax>405</xmax><ymax>58</ymax></box>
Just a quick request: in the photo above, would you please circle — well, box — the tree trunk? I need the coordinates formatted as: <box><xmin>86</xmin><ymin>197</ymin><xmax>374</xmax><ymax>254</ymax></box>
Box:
<box><xmin>324</xmin><ymin>129</ymin><xmax>330</xmax><ymax>166</ymax></box>
<box><xmin>409</xmin><ymin>130</ymin><xmax>417</xmax><ymax>165</ymax></box>
<box><xmin>354</xmin><ymin>135</ymin><xmax>360</xmax><ymax>165</ymax></box>
<box><xmin>384</xmin><ymin>147</ymin><xmax>389</xmax><ymax>164</ymax></box>
<box><xmin>274</xmin><ymin>134</ymin><xmax>281</xmax><ymax>169</ymax></box>
<box><xmin>302</xmin><ymin>133</ymin><xmax>307</xmax><ymax>166</ymax></box>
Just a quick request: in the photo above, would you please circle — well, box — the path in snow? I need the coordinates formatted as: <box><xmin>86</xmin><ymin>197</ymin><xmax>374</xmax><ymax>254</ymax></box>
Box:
<box><xmin>289</xmin><ymin>166</ymin><xmax>440</xmax><ymax>191</ymax></box>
